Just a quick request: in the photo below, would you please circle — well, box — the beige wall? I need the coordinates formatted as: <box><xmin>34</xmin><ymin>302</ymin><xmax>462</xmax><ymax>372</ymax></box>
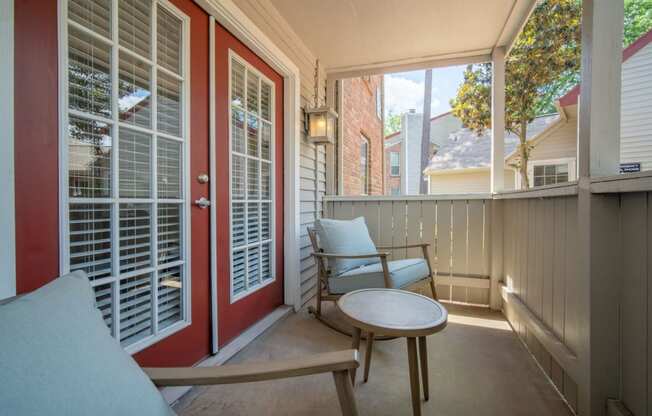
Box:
<box><xmin>528</xmin><ymin>107</ymin><xmax>578</xmax><ymax>161</ymax></box>
<box><xmin>427</xmin><ymin>169</ymin><xmax>515</xmax><ymax>194</ymax></box>
<box><xmin>234</xmin><ymin>0</ymin><xmax>327</xmax><ymax>305</ymax></box>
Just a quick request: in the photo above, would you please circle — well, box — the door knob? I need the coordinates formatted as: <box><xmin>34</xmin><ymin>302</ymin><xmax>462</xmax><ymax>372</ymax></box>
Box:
<box><xmin>194</xmin><ymin>197</ymin><xmax>211</xmax><ymax>209</ymax></box>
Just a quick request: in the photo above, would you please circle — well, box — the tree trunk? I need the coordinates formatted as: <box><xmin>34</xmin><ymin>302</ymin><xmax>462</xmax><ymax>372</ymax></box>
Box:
<box><xmin>420</xmin><ymin>69</ymin><xmax>433</xmax><ymax>194</ymax></box>
<box><xmin>518</xmin><ymin>120</ymin><xmax>529</xmax><ymax>189</ymax></box>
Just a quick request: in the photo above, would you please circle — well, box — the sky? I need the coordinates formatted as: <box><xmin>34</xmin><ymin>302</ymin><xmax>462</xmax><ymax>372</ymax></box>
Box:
<box><xmin>384</xmin><ymin>65</ymin><xmax>466</xmax><ymax>119</ymax></box>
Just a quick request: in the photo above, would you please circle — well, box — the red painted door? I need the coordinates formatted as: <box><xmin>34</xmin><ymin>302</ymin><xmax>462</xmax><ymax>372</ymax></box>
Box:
<box><xmin>214</xmin><ymin>23</ymin><xmax>284</xmax><ymax>347</ymax></box>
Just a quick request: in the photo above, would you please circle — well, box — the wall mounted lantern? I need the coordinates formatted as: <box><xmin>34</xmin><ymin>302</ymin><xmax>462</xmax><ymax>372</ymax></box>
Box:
<box><xmin>305</xmin><ymin>59</ymin><xmax>337</xmax><ymax>145</ymax></box>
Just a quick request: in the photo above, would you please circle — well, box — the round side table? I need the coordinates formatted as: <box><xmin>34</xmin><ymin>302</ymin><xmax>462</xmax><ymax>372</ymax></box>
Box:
<box><xmin>337</xmin><ymin>288</ymin><xmax>448</xmax><ymax>416</ymax></box>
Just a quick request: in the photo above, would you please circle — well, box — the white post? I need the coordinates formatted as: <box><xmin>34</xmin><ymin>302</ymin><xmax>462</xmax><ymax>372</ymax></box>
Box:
<box><xmin>576</xmin><ymin>1</ymin><xmax>624</xmax><ymax>415</ymax></box>
<box><xmin>0</xmin><ymin>0</ymin><xmax>16</xmax><ymax>300</ymax></box>
<box><xmin>491</xmin><ymin>47</ymin><xmax>506</xmax><ymax>194</ymax></box>
<box><xmin>578</xmin><ymin>1</ymin><xmax>623</xmax><ymax>177</ymax></box>
<box><xmin>325</xmin><ymin>78</ymin><xmax>337</xmax><ymax>195</ymax></box>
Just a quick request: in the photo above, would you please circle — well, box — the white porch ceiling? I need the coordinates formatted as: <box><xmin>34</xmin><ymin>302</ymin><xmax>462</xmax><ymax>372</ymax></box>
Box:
<box><xmin>268</xmin><ymin>0</ymin><xmax>537</xmax><ymax>78</ymax></box>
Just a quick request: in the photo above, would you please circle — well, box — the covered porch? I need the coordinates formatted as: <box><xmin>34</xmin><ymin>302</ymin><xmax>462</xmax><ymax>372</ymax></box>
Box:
<box><xmin>1</xmin><ymin>1</ymin><xmax>643</xmax><ymax>416</ymax></box>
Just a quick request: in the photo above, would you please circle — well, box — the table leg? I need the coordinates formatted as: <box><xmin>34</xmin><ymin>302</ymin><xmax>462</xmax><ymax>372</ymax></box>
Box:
<box><xmin>350</xmin><ymin>327</ymin><xmax>362</xmax><ymax>384</ymax></box>
<box><xmin>418</xmin><ymin>336</ymin><xmax>429</xmax><ymax>401</ymax></box>
<box><xmin>407</xmin><ymin>337</ymin><xmax>421</xmax><ymax>416</ymax></box>
<box><xmin>363</xmin><ymin>332</ymin><xmax>375</xmax><ymax>382</ymax></box>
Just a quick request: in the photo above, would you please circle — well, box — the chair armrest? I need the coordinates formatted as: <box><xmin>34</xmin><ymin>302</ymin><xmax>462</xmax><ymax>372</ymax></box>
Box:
<box><xmin>376</xmin><ymin>243</ymin><xmax>430</xmax><ymax>250</ymax></box>
<box><xmin>312</xmin><ymin>252</ymin><xmax>389</xmax><ymax>260</ymax></box>
<box><xmin>143</xmin><ymin>349</ymin><xmax>360</xmax><ymax>387</ymax></box>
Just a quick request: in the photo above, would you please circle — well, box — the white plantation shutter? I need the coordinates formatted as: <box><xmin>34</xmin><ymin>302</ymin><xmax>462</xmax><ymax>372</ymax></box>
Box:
<box><xmin>229</xmin><ymin>54</ymin><xmax>275</xmax><ymax>300</ymax></box>
<box><xmin>63</xmin><ymin>0</ymin><xmax>188</xmax><ymax>351</ymax></box>
<box><xmin>119</xmin><ymin>0</ymin><xmax>151</xmax><ymax>57</ymax></box>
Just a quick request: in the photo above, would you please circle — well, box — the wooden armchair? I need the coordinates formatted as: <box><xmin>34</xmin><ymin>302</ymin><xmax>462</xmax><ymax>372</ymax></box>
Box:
<box><xmin>307</xmin><ymin>226</ymin><xmax>437</xmax><ymax>336</ymax></box>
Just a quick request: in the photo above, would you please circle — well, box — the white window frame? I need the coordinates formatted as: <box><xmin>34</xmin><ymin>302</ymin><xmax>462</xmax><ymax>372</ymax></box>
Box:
<box><xmin>527</xmin><ymin>157</ymin><xmax>576</xmax><ymax>188</ymax></box>
<box><xmin>389</xmin><ymin>151</ymin><xmax>400</xmax><ymax>177</ymax></box>
<box><xmin>375</xmin><ymin>85</ymin><xmax>382</xmax><ymax>120</ymax></box>
<box><xmin>58</xmin><ymin>0</ymin><xmax>192</xmax><ymax>354</ymax></box>
<box><xmin>360</xmin><ymin>135</ymin><xmax>370</xmax><ymax>195</ymax></box>
<box><xmin>228</xmin><ymin>50</ymin><xmax>277</xmax><ymax>304</ymax></box>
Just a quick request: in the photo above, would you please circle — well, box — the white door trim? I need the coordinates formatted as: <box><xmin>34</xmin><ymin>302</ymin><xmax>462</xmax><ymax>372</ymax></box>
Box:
<box><xmin>196</xmin><ymin>0</ymin><xmax>302</xmax><ymax>316</ymax></box>
<box><xmin>0</xmin><ymin>0</ymin><xmax>16</xmax><ymax>300</ymax></box>
<box><xmin>208</xmin><ymin>15</ymin><xmax>219</xmax><ymax>353</ymax></box>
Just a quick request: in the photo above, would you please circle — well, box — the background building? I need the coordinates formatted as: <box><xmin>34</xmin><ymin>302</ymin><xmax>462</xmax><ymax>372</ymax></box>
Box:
<box><xmin>340</xmin><ymin>76</ymin><xmax>384</xmax><ymax>195</ymax></box>
<box><xmin>384</xmin><ymin>111</ymin><xmax>462</xmax><ymax>194</ymax></box>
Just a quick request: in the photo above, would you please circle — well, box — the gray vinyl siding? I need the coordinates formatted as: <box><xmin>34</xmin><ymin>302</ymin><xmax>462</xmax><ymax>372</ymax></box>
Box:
<box><xmin>621</xmin><ymin>42</ymin><xmax>652</xmax><ymax>171</ymax></box>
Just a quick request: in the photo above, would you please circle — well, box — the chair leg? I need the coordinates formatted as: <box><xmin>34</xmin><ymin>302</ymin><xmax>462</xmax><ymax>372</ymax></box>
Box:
<box><xmin>428</xmin><ymin>275</ymin><xmax>438</xmax><ymax>300</ymax></box>
<box><xmin>332</xmin><ymin>370</ymin><xmax>359</xmax><ymax>416</ymax></box>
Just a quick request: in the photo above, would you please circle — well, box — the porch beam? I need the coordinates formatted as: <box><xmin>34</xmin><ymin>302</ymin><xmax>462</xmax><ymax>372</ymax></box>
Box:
<box><xmin>490</xmin><ymin>47</ymin><xmax>506</xmax><ymax>194</ymax></box>
<box><xmin>576</xmin><ymin>1</ymin><xmax>624</xmax><ymax>415</ymax></box>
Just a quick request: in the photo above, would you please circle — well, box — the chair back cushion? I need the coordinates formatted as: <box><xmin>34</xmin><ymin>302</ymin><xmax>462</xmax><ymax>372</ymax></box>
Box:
<box><xmin>0</xmin><ymin>271</ymin><xmax>175</xmax><ymax>416</ymax></box>
<box><xmin>314</xmin><ymin>217</ymin><xmax>378</xmax><ymax>275</ymax></box>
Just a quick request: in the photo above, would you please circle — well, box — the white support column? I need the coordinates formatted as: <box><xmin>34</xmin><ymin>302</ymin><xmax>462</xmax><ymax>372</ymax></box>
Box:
<box><xmin>578</xmin><ymin>0</ymin><xmax>623</xmax><ymax>177</ymax></box>
<box><xmin>0</xmin><ymin>0</ymin><xmax>16</xmax><ymax>300</ymax></box>
<box><xmin>491</xmin><ymin>47</ymin><xmax>506</xmax><ymax>194</ymax></box>
<box><xmin>576</xmin><ymin>1</ymin><xmax>624</xmax><ymax>415</ymax></box>
<box><xmin>325</xmin><ymin>77</ymin><xmax>337</xmax><ymax>195</ymax></box>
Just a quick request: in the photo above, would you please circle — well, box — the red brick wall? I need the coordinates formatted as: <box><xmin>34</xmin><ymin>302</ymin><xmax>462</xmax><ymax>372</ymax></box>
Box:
<box><xmin>385</xmin><ymin>141</ymin><xmax>401</xmax><ymax>194</ymax></box>
<box><xmin>341</xmin><ymin>76</ymin><xmax>384</xmax><ymax>195</ymax></box>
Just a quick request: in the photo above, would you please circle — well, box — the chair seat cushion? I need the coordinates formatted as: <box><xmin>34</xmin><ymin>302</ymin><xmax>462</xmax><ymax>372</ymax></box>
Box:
<box><xmin>328</xmin><ymin>258</ymin><xmax>430</xmax><ymax>294</ymax></box>
<box><xmin>314</xmin><ymin>217</ymin><xmax>378</xmax><ymax>274</ymax></box>
<box><xmin>0</xmin><ymin>271</ymin><xmax>175</xmax><ymax>416</ymax></box>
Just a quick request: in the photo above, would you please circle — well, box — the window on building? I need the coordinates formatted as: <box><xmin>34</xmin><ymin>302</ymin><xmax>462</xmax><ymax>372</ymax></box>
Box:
<box><xmin>389</xmin><ymin>152</ymin><xmax>400</xmax><ymax>176</ymax></box>
<box><xmin>61</xmin><ymin>0</ymin><xmax>189</xmax><ymax>351</ymax></box>
<box><xmin>360</xmin><ymin>137</ymin><xmax>369</xmax><ymax>194</ymax></box>
<box><xmin>230</xmin><ymin>53</ymin><xmax>276</xmax><ymax>302</ymax></box>
<box><xmin>532</xmin><ymin>163</ymin><xmax>569</xmax><ymax>186</ymax></box>
<box><xmin>376</xmin><ymin>86</ymin><xmax>382</xmax><ymax>119</ymax></box>
<box><xmin>390</xmin><ymin>185</ymin><xmax>400</xmax><ymax>196</ymax></box>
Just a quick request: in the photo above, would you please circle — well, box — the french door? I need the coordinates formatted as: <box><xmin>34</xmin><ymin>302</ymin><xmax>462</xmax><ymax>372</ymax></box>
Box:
<box><xmin>214</xmin><ymin>22</ymin><xmax>284</xmax><ymax>347</ymax></box>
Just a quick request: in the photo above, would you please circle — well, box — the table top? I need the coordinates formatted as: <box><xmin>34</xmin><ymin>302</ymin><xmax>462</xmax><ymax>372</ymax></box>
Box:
<box><xmin>336</xmin><ymin>288</ymin><xmax>448</xmax><ymax>337</ymax></box>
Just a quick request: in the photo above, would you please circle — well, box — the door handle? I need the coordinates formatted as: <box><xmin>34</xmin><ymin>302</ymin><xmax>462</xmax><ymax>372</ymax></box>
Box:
<box><xmin>194</xmin><ymin>197</ymin><xmax>211</xmax><ymax>209</ymax></box>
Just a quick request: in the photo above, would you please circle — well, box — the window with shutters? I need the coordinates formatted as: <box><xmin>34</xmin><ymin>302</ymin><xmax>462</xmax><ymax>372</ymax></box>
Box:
<box><xmin>229</xmin><ymin>52</ymin><xmax>276</xmax><ymax>302</ymax></box>
<box><xmin>60</xmin><ymin>0</ymin><xmax>189</xmax><ymax>352</ymax></box>
<box><xmin>389</xmin><ymin>151</ymin><xmax>400</xmax><ymax>176</ymax></box>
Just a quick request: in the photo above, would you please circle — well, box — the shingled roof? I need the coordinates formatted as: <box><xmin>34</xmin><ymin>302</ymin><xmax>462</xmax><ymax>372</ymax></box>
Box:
<box><xmin>425</xmin><ymin>114</ymin><xmax>560</xmax><ymax>172</ymax></box>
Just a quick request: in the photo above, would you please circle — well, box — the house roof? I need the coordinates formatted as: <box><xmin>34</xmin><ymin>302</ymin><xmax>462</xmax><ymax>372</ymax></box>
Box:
<box><xmin>384</xmin><ymin>111</ymin><xmax>453</xmax><ymax>141</ymax></box>
<box><xmin>425</xmin><ymin>114</ymin><xmax>560</xmax><ymax>172</ymax></box>
<box><xmin>558</xmin><ymin>28</ymin><xmax>652</xmax><ymax>107</ymax></box>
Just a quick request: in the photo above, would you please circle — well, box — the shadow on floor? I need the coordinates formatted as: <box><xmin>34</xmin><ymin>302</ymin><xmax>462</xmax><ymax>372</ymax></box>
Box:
<box><xmin>174</xmin><ymin>303</ymin><xmax>572</xmax><ymax>416</ymax></box>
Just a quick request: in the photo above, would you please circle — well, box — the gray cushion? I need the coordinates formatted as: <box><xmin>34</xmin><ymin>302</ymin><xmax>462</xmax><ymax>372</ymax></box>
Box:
<box><xmin>0</xmin><ymin>271</ymin><xmax>175</xmax><ymax>416</ymax></box>
<box><xmin>328</xmin><ymin>258</ymin><xmax>430</xmax><ymax>294</ymax></box>
<box><xmin>314</xmin><ymin>217</ymin><xmax>378</xmax><ymax>275</ymax></box>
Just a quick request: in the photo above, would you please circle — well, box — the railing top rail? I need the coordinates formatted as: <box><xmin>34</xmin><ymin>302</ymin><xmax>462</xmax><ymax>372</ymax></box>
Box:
<box><xmin>323</xmin><ymin>194</ymin><xmax>492</xmax><ymax>202</ymax></box>
<box><xmin>493</xmin><ymin>182</ymin><xmax>578</xmax><ymax>199</ymax></box>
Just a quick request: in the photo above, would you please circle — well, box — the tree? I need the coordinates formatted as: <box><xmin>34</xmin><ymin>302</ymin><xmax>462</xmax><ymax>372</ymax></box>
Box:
<box><xmin>384</xmin><ymin>111</ymin><xmax>401</xmax><ymax>136</ymax></box>
<box><xmin>419</xmin><ymin>69</ymin><xmax>433</xmax><ymax>194</ymax></box>
<box><xmin>624</xmin><ymin>0</ymin><xmax>652</xmax><ymax>46</ymax></box>
<box><xmin>450</xmin><ymin>0</ymin><xmax>581</xmax><ymax>189</ymax></box>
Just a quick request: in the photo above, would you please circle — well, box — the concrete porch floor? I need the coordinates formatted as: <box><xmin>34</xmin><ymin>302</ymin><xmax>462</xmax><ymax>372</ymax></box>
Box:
<box><xmin>174</xmin><ymin>303</ymin><xmax>572</xmax><ymax>416</ymax></box>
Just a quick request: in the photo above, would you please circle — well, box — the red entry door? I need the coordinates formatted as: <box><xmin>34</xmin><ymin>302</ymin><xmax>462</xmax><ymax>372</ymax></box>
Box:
<box><xmin>214</xmin><ymin>23</ymin><xmax>284</xmax><ymax>347</ymax></box>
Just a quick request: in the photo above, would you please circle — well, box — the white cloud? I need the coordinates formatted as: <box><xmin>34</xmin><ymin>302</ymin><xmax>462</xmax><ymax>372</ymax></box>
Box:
<box><xmin>384</xmin><ymin>74</ymin><xmax>442</xmax><ymax>117</ymax></box>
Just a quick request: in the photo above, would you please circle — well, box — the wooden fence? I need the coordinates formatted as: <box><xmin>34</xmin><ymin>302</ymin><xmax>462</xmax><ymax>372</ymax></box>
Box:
<box><xmin>323</xmin><ymin>195</ymin><xmax>493</xmax><ymax>305</ymax></box>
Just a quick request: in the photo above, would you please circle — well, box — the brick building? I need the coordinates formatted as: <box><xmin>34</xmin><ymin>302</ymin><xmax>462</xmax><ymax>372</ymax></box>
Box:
<box><xmin>340</xmin><ymin>76</ymin><xmax>384</xmax><ymax>195</ymax></box>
